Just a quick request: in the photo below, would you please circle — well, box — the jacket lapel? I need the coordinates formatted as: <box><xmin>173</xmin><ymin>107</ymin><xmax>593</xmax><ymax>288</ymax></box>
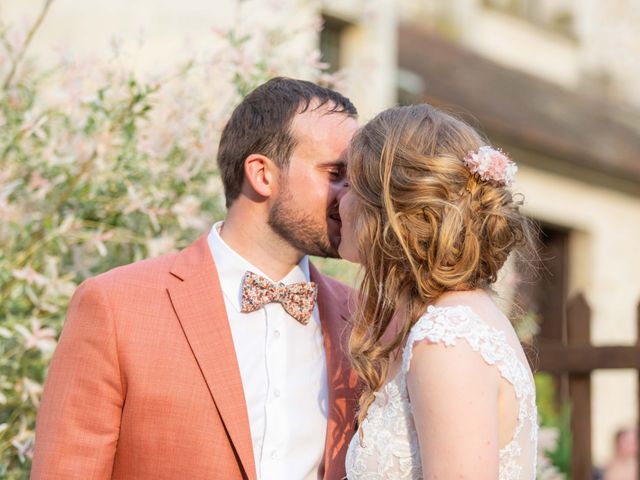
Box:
<box><xmin>311</xmin><ymin>265</ymin><xmax>359</xmax><ymax>480</ymax></box>
<box><xmin>167</xmin><ymin>235</ymin><xmax>256</xmax><ymax>480</ymax></box>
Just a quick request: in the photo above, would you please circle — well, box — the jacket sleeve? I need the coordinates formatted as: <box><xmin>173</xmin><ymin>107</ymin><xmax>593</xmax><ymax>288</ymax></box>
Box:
<box><xmin>31</xmin><ymin>277</ymin><xmax>124</xmax><ymax>479</ymax></box>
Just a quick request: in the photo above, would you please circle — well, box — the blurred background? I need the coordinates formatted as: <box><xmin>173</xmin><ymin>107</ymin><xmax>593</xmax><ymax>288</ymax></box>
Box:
<box><xmin>1</xmin><ymin>0</ymin><xmax>639</xmax><ymax>478</ymax></box>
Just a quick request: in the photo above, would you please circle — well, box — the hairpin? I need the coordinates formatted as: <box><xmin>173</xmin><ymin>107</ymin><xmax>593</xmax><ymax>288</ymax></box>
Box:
<box><xmin>463</xmin><ymin>146</ymin><xmax>517</xmax><ymax>187</ymax></box>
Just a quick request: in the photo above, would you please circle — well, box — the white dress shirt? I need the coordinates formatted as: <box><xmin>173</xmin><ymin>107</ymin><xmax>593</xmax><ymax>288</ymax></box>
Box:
<box><xmin>207</xmin><ymin>222</ymin><xmax>329</xmax><ymax>480</ymax></box>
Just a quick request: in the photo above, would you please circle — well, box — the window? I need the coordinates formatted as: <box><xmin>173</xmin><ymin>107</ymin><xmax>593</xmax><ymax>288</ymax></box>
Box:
<box><xmin>319</xmin><ymin>15</ymin><xmax>351</xmax><ymax>73</ymax></box>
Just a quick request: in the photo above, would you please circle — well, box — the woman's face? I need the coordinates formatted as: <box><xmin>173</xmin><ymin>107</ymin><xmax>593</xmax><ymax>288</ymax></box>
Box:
<box><xmin>337</xmin><ymin>188</ymin><xmax>361</xmax><ymax>263</ymax></box>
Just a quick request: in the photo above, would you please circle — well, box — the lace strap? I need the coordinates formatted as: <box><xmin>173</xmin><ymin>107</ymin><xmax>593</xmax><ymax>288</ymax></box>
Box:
<box><xmin>401</xmin><ymin>305</ymin><xmax>530</xmax><ymax>399</ymax></box>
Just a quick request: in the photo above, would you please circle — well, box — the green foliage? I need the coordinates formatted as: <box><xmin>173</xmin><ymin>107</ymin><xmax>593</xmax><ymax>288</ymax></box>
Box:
<box><xmin>535</xmin><ymin>373</ymin><xmax>571</xmax><ymax>478</ymax></box>
<box><xmin>0</xmin><ymin>45</ymin><xmax>220</xmax><ymax>480</ymax></box>
<box><xmin>311</xmin><ymin>257</ymin><xmax>360</xmax><ymax>286</ymax></box>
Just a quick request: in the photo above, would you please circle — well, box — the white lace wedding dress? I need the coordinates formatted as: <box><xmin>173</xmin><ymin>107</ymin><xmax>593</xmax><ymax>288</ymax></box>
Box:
<box><xmin>345</xmin><ymin>305</ymin><xmax>538</xmax><ymax>479</ymax></box>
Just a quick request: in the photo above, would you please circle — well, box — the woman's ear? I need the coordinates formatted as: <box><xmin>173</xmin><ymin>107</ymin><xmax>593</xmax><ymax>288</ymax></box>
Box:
<box><xmin>243</xmin><ymin>153</ymin><xmax>276</xmax><ymax>199</ymax></box>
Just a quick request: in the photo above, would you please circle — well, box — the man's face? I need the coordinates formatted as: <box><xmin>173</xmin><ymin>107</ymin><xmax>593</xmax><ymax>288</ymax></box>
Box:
<box><xmin>268</xmin><ymin>104</ymin><xmax>358</xmax><ymax>258</ymax></box>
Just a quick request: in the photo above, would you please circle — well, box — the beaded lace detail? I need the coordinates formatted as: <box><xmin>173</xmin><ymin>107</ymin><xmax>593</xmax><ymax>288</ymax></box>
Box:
<box><xmin>345</xmin><ymin>305</ymin><xmax>538</xmax><ymax>479</ymax></box>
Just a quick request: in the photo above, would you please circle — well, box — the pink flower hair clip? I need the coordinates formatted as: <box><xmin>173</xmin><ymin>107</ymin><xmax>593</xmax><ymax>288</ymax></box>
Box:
<box><xmin>463</xmin><ymin>146</ymin><xmax>517</xmax><ymax>187</ymax></box>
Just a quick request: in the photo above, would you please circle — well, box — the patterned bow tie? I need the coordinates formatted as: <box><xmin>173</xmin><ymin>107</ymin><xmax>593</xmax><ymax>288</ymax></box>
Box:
<box><xmin>240</xmin><ymin>271</ymin><xmax>317</xmax><ymax>325</ymax></box>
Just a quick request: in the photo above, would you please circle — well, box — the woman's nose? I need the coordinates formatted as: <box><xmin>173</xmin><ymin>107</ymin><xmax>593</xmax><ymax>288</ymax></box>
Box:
<box><xmin>335</xmin><ymin>181</ymin><xmax>350</xmax><ymax>201</ymax></box>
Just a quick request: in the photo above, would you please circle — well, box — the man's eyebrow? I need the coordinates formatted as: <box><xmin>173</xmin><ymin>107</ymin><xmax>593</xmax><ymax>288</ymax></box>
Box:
<box><xmin>318</xmin><ymin>160</ymin><xmax>347</xmax><ymax>168</ymax></box>
<box><xmin>322</xmin><ymin>150</ymin><xmax>349</xmax><ymax>166</ymax></box>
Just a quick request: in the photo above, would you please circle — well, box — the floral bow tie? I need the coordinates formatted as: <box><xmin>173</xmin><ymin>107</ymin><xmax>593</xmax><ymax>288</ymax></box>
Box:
<box><xmin>240</xmin><ymin>271</ymin><xmax>317</xmax><ymax>325</ymax></box>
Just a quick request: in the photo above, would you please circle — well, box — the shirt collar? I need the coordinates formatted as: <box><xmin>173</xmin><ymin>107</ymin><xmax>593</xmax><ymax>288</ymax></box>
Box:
<box><xmin>207</xmin><ymin>221</ymin><xmax>311</xmax><ymax>311</ymax></box>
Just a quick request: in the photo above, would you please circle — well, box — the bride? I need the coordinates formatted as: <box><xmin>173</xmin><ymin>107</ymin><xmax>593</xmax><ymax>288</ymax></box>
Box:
<box><xmin>339</xmin><ymin>104</ymin><xmax>538</xmax><ymax>479</ymax></box>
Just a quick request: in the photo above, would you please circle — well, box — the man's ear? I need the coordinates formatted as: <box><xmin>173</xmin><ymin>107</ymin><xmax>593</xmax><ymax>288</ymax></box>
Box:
<box><xmin>244</xmin><ymin>153</ymin><xmax>277</xmax><ymax>199</ymax></box>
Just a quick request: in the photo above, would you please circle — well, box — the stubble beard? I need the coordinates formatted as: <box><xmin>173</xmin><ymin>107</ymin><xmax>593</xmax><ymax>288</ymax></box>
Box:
<box><xmin>268</xmin><ymin>183</ymin><xmax>339</xmax><ymax>259</ymax></box>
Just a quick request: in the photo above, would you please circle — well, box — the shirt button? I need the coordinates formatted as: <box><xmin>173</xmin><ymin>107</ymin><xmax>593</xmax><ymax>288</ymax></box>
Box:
<box><xmin>271</xmin><ymin>450</ymin><xmax>278</xmax><ymax>459</ymax></box>
<box><xmin>274</xmin><ymin>389</ymin><xmax>281</xmax><ymax>398</ymax></box>
<box><xmin>274</xmin><ymin>330</ymin><xmax>281</xmax><ymax>339</ymax></box>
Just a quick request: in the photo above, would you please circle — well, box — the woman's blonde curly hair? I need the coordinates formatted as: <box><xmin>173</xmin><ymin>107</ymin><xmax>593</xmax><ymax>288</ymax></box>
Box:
<box><xmin>347</xmin><ymin>104</ymin><xmax>535</xmax><ymax>430</ymax></box>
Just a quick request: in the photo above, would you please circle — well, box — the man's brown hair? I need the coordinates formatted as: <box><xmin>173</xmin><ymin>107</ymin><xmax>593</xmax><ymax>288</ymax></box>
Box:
<box><xmin>216</xmin><ymin>77</ymin><xmax>357</xmax><ymax>207</ymax></box>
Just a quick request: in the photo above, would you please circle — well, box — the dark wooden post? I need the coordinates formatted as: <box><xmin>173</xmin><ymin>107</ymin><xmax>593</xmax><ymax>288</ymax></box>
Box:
<box><xmin>567</xmin><ymin>293</ymin><xmax>592</xmax><ymax>479</ymax></box>
<box><xmin>537</xmin><ymin>296</ymin><xmax>640</xmax><ymax>477</ymax></box>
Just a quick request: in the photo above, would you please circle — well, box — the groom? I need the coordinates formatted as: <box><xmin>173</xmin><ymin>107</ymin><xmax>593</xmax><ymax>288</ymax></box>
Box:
<box><xmin>31</xmin><ymin>77</ymin><xmax>359</xmax><ymax>479</ymax></box>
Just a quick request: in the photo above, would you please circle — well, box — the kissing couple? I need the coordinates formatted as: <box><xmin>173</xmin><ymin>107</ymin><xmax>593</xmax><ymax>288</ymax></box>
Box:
<box><xmin>31</xmin><ymin>77</ymin><xmax>538</xmax><ymax>479</ymax></box>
